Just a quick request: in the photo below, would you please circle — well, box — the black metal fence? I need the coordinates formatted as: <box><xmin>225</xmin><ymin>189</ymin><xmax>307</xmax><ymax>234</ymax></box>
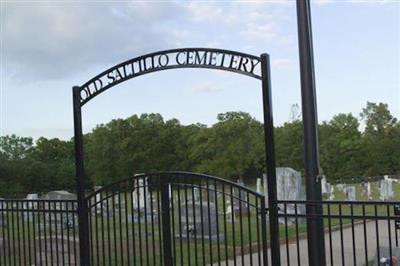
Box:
<box><xmin>278</xmin><ymin>200</ymin><xmax>400</xmax><ymax>266</ymax></box>
<box><xmin>1</xmin><ymin>184</ymin><xmax>400</xmax><ymax>265</ymax></box>
<box><xmin>0</xmin><ymin>199</ymin><xmax>79</xmax><ymax>265</ymax></box>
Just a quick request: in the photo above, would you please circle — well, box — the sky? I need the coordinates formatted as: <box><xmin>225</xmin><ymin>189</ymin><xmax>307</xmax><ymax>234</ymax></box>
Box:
<box><xmin>1</xmin><ymin>0</ymin><xmax>399</xmax><ymax>140</ymax></box>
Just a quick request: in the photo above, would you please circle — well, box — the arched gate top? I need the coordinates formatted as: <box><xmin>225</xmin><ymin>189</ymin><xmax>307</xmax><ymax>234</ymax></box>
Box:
<box><xmin>77</xmin><ymin>48</ymin><xmax>265</xmax><ymax>106</ymax></box>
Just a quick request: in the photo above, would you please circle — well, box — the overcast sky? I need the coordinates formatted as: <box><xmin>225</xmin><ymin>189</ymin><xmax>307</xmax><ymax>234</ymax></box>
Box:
<box><xmin>1</xmin><ymin>0</ymin><xmax>399</xmax><ymax>140</ymax></box>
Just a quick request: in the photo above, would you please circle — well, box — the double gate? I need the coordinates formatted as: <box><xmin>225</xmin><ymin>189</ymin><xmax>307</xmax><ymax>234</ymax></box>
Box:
<box><xmin>86</xmin><ymin>172</ymin><xmax>269</xmax><ymax>266</ymax></box>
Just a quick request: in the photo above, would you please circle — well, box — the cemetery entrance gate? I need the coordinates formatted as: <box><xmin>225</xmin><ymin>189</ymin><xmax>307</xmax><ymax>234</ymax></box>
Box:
<box><xmin>73</xmin><ymin>48</ymin><xmax>281</xmax><ymax>265</ymax></box>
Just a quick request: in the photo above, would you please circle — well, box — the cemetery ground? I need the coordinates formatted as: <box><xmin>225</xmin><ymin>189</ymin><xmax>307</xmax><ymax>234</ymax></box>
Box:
<box><xmin>1</xmin><ymin>180</ymin><xmax>399</xmax><ymax>265</ymax></box>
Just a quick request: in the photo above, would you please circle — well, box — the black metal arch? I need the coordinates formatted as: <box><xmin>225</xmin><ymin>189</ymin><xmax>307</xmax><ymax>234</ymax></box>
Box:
<box><xmin>77</xmin><ymin>48</ymin><xmax>263</xmax><ymax>106</ymax></box>
<box><xmin>72</xmin><ymin>48</ymin><xmax>280</xmax><ymax>266</ymax></box>
<box><xmin>86</xmin><ymin>171</ymin><xmax>264</xmax><ymax>200</ymax></box>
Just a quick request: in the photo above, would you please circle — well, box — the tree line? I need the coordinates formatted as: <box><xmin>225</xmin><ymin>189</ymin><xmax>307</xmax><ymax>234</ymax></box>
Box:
<box><xmin>0</xmin><ymin>102</ymin><xmax>398</xmax><ymax>197</ymax></box>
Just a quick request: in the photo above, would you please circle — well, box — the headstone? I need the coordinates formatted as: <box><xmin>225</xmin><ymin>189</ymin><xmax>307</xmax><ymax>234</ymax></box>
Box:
<box><xmin>176</xmin><ymin>202</ymin><xmax>223</xmax><ymax>243</ymax></box>
<box><xmin>321</xmin><ymin>176</ymin><xmax>328</xmax><ymax>195</ymax></box>
<box><xmin>132</xmin><ymin>178</ymin><xmax>151</xmax><ymax>214</ymax></box>
<box><xmin>345</xmin><ymin>186</ymin><xmax>356</xmax><ymax>201</ymax></box>
<box><xmin>275</xmin><ymin>167</ymin><xmax>306</xmax><ymax>224</ymax></box>
<box><xmin>35</xmin><ymin>236</ymin><xmax>79</xmax><ymax>265</ymax></box>
<box><xmin>276</xmin><ymin>168</ymin><xmax>304</xmax><ymax>202</ymax></box>
<box><xmin>256</xmin><ymin>178</ymin><xmax>262</xmax><ymax>194</ymax></box>
<box><xmin>360</xmin><ymin>181</ymin><xmax>367</xmax><ymax>197</ymax></box>
<box><xmin>380</xmin><ymin>179</ymin><xmax>394</xmax><ymax>201</ymax></box>
<box><xmin>367</xmin><ymin>182</ymin><xmax>372</xmax><ymax>200</ymax></box>
<box><xmin>326</xmin><ymin>182</ymin><xmax>332</xmax><ymax>197</ymax></box>
<box><xmin>329</xmin><ymin>186</ymin><xmax>335</xmax><ymax>200</ymax></box>
<box><xmin>42</xmin><ymin>191</ymin><xmax>77</xmax><ymax>229</ymax></box>
<box><xmin>233</xmin><ymin>180</ymin><xmax>250</xmax><ymax>215</ymax></box>
<box><xmin>42</xmin><ymin>190</ymin><xmax>76</xmax><ymax>201</ymax></box>
<box><xmin>193</xmin><ymin>187</ymin><xmax>200</xmax><ymax>201</ymax></box>
<box><xmin>23</xmin><ymin>193</ymin><xmax>38</xmax><ymax>221</ymax></box>
<box><xmin>226</xmin><ymin>201</ymin><xmax>233</xmax><ymax>222</ymax></box>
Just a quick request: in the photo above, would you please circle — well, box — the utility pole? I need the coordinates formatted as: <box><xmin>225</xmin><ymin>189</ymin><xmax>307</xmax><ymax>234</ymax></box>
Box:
<box><xmin>296</xmin><ymin>1</ymin><xmax>326</xmax><ymax>265</ymax></box>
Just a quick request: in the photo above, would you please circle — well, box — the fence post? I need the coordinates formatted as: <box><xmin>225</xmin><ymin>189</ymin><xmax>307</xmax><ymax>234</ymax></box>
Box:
<box><xmin>260</xmin><ymin>53</ymin><xmax>281</xmax><ymax>266</ymax></box>
<box><xmin>73</xmin><ymin>86</ymin><xmax>91</xmax><ymax>266</ymax></box>
<box><xmin>296</xmin><ymin>1</ymin><xmax>327</xmax><ymax>265</ymax></box>
<box><xmin>160</xmin><ymin>175</ymin><xmax>173</xmax><ymax>266</ymax></box>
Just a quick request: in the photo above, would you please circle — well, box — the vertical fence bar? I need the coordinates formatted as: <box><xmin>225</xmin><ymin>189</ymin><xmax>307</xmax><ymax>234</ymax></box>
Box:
<box><xmin>185</xmin><ymin>183</ymin><xmax>192</xmax><ymax>266</ymax></box>
<box><xmin>260</xmin><ymin>53</ymin><xmax>280</xmax><ymax>266</ymax></box>
<box><xmin>72</xmin><ymin>85</ymin><xmax>90</xmax><ymax>266</ymax></box>
<box><xmin>192</xmin><ymin>183</ymin><xmax>199</xmax><ymax>266</ymax></box>
<box><xmin>350</xmin><ymin>204</ymin><xmax>356</xmax><ymax>266</ymax></box>
<box><xmin>295</xmin><ymin>203</ymin><xmax>301</xmax><ymax>266</ymax></box>
<box><xmin>161</xmin><ymin>176</ymin><xmax>173</xmax><ymax>266</ymax></box>
<box><xmin>362</xmin><ymin>204</ymin><xmax>368</xmax><ymax>266</ymax></box>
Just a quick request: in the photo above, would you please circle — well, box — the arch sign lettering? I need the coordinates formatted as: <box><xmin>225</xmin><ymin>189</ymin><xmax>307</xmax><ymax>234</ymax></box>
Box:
<box><xmin>78</xmin><ymin>48</ymin><xmax>263</xmax><ymax>106</ymax></box>
<box><xmin>72</xmin><ymin>47</ymin><xmax>279</xmax><ymax>266</ymax></box>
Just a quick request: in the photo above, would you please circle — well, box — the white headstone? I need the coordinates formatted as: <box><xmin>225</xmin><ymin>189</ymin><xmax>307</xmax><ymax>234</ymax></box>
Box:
<box><xmin>193</xmin><ymin>187</ymin><xmax>200</xmax><ymax>201</ymax></box>
<box><xmin>321</xmin><ymin>176</ymin><xmax>328</xmax><ymax>194</ymax></box>
<box><xmin>132</xmin><ymin>178</ymin><xmax>151</xmax><ymax>213</ymax></box>
<box><xmin>256</xmin><ymin>178</ymin><xmax>262</xmax><ymax>194</ymax></box>
<box><xmin>380</xmin><ymin>179</ymin><xmax>393</xmax><ymax>201</ymax></box>
<box><xmin>329</xmin><ymin>186</ymin><xmax>335</xmax><ymax>200</ymax></box>
<box><xmin>43</xmin><ymin>191</ymin><xmax>76</xmax><ymax>202</ymax></box>
<box><xmin>226</xmin><ymin>203</ymin><xmax>233</xmax><ymax>222</ymax></box>
<box><xmin>275</xmin><ymin>167</ymin><xmax>306</xmax><ymax>224</ymax></box>
<box><xmin>23</xmin><ymin>193</ymin><xmax>38</xmax><ymax>221</ymax></box>
<box><xmin>42</xmin><ymin>191</ymin><xmax>77</xmax><ymax>229</ymax></box>
<box><xmin>233</xmin><ymin>180</ymin><xmax>250</xmax><ymax>215</ymax></box>
<box><xmin>345</xmin><ymin>186</ymin><xmax>356</xmax><ymax>201</ymax></box>
<box><xmin>94</xmin><ymin>186</ymin><xmax>102</xmax><ymax>204</ymax></box>
<box><xmin>276</xmin><ymin>167</ymin><xmax>305</xmax><ymax>202</ymax></box>
<box><xmin>367</xmin><ymin>182</ymin><xmax>372</xmax><ymax>200</ymax></box>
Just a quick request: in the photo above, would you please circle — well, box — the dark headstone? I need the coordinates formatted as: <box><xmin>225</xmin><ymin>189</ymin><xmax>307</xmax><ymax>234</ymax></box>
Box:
<box><xmin>176</xmin><ymin>202</ymin><xmax>224</xmax><ymax>243</ymax></box>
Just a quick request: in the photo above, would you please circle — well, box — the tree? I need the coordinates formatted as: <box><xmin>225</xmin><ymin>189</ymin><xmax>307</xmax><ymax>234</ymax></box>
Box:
<box><xmin>0</xmin><ymin>135</ymin><xmax>33</xmax><ymax>160</ymax></box>
<box><xmin>360</xmin><ymin>102</ymin><xmax>397</xmax><ymax>137</ymax></box>
<box><xmin>274</xmin><ymin>120</ymin><xmax>304</xmax><ymax>172</ymax></box>
<box><xmin>360</xmin><ymin>102</ymin><xmax>399</xmax><ymax>176</ymax></box>
<box><xmin>191</xmin><ymin>111</ymin><xmax>264</xmax><ymax>181</ymax></box>
<box><xmin>319</xmin><ymin>113</ymin><xmax>362</xmax><ymax>182</ymax></box>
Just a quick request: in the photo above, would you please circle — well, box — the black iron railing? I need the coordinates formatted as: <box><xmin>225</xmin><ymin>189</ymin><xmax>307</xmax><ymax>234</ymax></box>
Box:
<box><xmin>278</xmin><ymin>200</ymin><xmax>400</xmax><ymax>266</ymax></box>
<box><xmin>2</xmin><ymin>194</ymin><xmax>399</xmax><ymax>265</ymax></box>
<box><xmin>0</xmin><ymin>199</ymin><xmax>79</xmax><ymax>265</ymax></box>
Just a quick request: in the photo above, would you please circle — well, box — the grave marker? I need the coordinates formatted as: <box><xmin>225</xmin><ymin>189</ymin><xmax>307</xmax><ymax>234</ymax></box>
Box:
<box><xmin>177</xmin><ymin>202</ymin><xmax>223</xmax><ymax>243</ymax></box>
<box><xmin>345</xmin><ymin>186</ymin><xmax>356</xmax><ymax>201</ymax></box>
